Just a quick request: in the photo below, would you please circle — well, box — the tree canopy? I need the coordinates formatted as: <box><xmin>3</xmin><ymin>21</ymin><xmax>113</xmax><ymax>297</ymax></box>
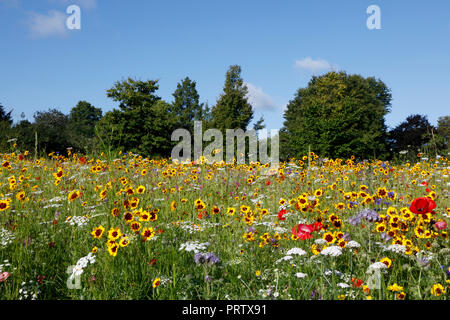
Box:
<box><xmin>280</xmin><ymin>71</ymin><xmax>392</xmax><ymax>160</ymax></box>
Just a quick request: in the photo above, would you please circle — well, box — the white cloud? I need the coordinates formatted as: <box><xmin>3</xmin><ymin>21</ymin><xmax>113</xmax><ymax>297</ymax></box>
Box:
<box><xmin>28</xmin><ymin>10</ymin><xmax>68</xmax><ymax>38</ymax></box>
<box><xmin>294</xmin><ymin>57</ymin><xmax>334</xmax><ymax>73</ymax></box>
<box><xmin>245</xmin><ymin>82</ymin><xmax>279</xmax><ymax>112</ymax></box>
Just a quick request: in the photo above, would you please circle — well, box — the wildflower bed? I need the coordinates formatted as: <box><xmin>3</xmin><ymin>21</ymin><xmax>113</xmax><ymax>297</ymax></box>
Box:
<box><xmin>0</xmin><ymin>151</ymin><xmax>448</xmax><ymax>300</ymax></box>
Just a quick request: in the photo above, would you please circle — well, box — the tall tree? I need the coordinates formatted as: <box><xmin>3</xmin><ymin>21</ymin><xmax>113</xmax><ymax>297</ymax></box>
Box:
<box><xmin>388</xmin><ymin>114</ymin><xmax>434</xmax><ymax>154</ymax></box>
<box><xmin>0</xmin><ymin>103</ymin><xmax>13</xmax><ymax>125</ymax></box>
<box><xmin>435</xmin><ymin>115</ymin><xmax>449</xmax><ymax>152</ymax></box>
<box><xmin>170</xmin><ymin>77</ymin><xmax>204</xmax><ymax>132</ymax></box>
<box><xmin>211</xmin><ymin>65</ymin><xmax>254</xmax><ymax>132</ymax></box>
<box><xmin>0</xmin><ymin>103</ymin><xmax>14</xmax><ymax>151</ymax></box>
<box><xmin>280</xmin><ymin>71</ymin><xmax>391</xmax><ymax>160</ymax></box>
<box><xmin>67</xmin><ymin>100</ymin><xmax>102</xmax><ymax>153</ymax></box>
<box><xmin>96</xmin><ymin>78</ymin><xmax>175</xmax><ymax>157</ymax></box>
<box><xmin>33</xmin><ymin>109</ymin><xmax>69</xmax><ymax>154</ymax></box>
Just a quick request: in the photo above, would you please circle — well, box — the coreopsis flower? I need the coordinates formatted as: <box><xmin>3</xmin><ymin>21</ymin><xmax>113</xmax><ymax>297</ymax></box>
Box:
<box><xmin>141</xmin><ymin>227</ymin><xmax>155</xmax><ymax>241</ymax></box>
<box><xmin>91</xmin><ymin>226</ymin><xmax>105</xmax><ymax>239</ymax></box>
<box><xmin>152</xmin><ymin>277</ymin><xmax>161</xmax><ymax>288</ymax></box>
<box><xmin>108</xmin><ymin>227</ymin><xmax>122</xmax><ymax>241</ymax></box>
<box><xmin>430</xmin><ymin>283</ymin><xmax>445</xmax><ymax>296</ymax></box>
<box><xmin>107</xmin><ymin>243</ymin><xmax>119</xmax><ymax>257</ymax></box>
<box><xmin>0</xmin><ymin>199</ymin><xmax>11</xmax><ymax>211</ymax></box>
<box><xmin>136</xmin><ymin>185</ymin><xmax>145</xmax><ymax>194</ymax></box>
<box><xmin>67</xmin><ymin>190</ymin><xmax>81</xmax><ymax>202</ymax></box>
<box><xmin>380</xmin><ymin>257</ymin><xmax>392</xmax><ymax>268</ymax></box>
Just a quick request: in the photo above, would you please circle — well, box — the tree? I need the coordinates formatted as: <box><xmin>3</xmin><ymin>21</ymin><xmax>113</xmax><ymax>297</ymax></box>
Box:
<box><xmin>280</xmin><ymin>71</ymin><xmax>391</xmax><ymax>160</ymax></box>
<box><xmin>434</xmin><ymin>115</ymin><xmax>449</xmax><ymax>153</ymax></box>
<box><xmin>388</xmin><ymin>114</ymin><xmax>434</xmax><ymax>154</ymax></box>
<box><xmin>33</xmin><ymin>109</ymin><xmax>70</xmax><ymax>154</ymax></box>
<box><xmin>12</xmin><ymin>119</ymin><xmax>35</xmax><ymax>152</ymax></box>
<box><xmin>67</xmin><ymin>101</ymin><xmax>102</xmax><ymax>153</ymax></box>
<box><xmin>96</xmin><ymin>78</ymin><xmax>176</xmax><ymax>157</ymax></box>
<box><xmin>211</xmin><ymin>65</ymin><xmax>254</xmax><ymax>132</ymax></box>
<box><xmin>0</xmin><ymin>103</ymin><xmax>14</xmax><ymax>151</ymax></box>
<box><xmin>170</xmin><ymin>77</ymin><xmax>205</xmax><ymax>133</ymax></box>
<box><xmin>0</xmin><ymin>103</ymin><xmax>13</xmax><ymax>125</ymax></box>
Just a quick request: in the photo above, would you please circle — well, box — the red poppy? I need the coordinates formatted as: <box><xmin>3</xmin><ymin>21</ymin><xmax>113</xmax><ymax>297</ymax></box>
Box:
<box><xmin>277</xmin><ymin>209</ymin><xmax>288</xmax><ymax>221</ymax></box>
<box><xmin>409</xmin><ymin>197</ymin><xmax>436</xmax><ymax>214</ymax></box>
<box><xmin>265</xmin><ymin>181</ymin><xmax>272</xmax><ymax>186</ymax></box>
<box><xmin>292</xmin><ymin>223</ymin><xmax>314</xmax><ymax>240</ymax></box>
<box><xmin>352</xmin><ymin>278</ymin><xmax>363</xmax><ymax>288</ymax></box>
<box><xmin>312</xmin><ymin>222</ymin><xmax>323</xmax><ymax>232</ymax></box>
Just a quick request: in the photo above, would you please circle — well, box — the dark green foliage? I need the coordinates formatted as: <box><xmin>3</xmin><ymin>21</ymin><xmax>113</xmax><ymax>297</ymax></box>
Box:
<box><xmin>435</xmin><ymin>116</ymin><xmax>449</xmax><ymax>152</ymax></box>
<box><xmin>170</xmin><ymin>77</ymin><xmax>205</xmax><ymax>133</ymax></box>
<box><xmin>13</xmin><ymin>120</ymin><xmax>35</xmax><ymax>152</ymax></box>
<box><xmin>0</xmin><ymin>103</ymin><xmax>14</xmax><ymax>151</ymax></box>
<box><xmin>96</xmin><ymin>78</ymin><xmax>176</xmax><ymax>157</ymax></box>
<box><xmin>0</xmin><ymin>103</ymin><xmax>13</xmax><ymax>125</ymax></box>
<box><xmin>67</xmin><ymin>101</ymin><xmax>103</xmax><ymax>153</ymax></box>
<box><xmin>388</xmin><ymin>114</ymin><xmax>435</xmax><ymax>154</ymax></box>
<box><xmin>211</xmin><ymin>65</ymin><xmax>254</xmax><ymax>132</ymax></box>
<box><xmin>280</xmin><ymin>71</ymin><xmax>391</xmax><ymax>160</ymax></box>
<box><xmin>33</xmin><ymin>109</ymin><xmax>70</xmax><ymax>154</ymax></box>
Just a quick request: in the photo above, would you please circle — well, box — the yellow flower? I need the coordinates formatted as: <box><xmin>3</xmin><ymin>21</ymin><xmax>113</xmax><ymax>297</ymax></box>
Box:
<box><xmin>152</xmin><ymin>277</ymin><xmax>161</xmax><ymax>288</ymax></box>
<box><xmin>430</xmin><ymin>283</ymin><xmax>445</xmax><ymax>296</ymax></box>
<box><xmin>108</xmin><ymin>227</ymin><xmax>122</xmax><ymax>241</ymax></box>
<box><xmin>67</xmin><ymin>190</ymin><xmax>81</xmax><ymax>202</ymax></box>
<box><xmin>91</xmin><ymin>226</ymin><xmax>105</xmax><ymax>239</ymax></box>
<box><xmin>397</xmin><ymin>292</ymin><xmax>406</xmax><ymax>300</ymax></box>
<box><xmin>255</xmin><ymin>270</ymin><xmax>261</xmax><ymax>277</ymax></box>
<box><xmin>387</xmin><ymin>283</ymin><xmax>403</xmax><ymax>292</ymax></box>
<box><xmin>119</xmin><ymin>236</ymin><xmax>130</xmax><ymax>247</ymax></box>
<box><xmin>107</xmin><ymin>243</ymin><xmax>119</xmax><ymax>257</ymax></box>
<box><xmin>141</xmin><ymin>227</ymin><xmax>155</xmax><ymax>241</ymax></box>
<box><xmin>136</xmin><ymin>185</ymin><xmax>146</xmax><ymax>194</ymax></box>
<box><xmin>380</xmin><ymin>257</ymin><xmax>392</xmax><ymax>268</ymax></box>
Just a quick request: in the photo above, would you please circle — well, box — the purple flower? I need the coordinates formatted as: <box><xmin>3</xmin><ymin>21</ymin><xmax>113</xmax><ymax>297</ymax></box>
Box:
<box><xmin>204</xmin><ymin>252</ymin><xmax>220</xmax><ymax>265</ymax></box>
<box><xmin>194</xmin><ymin>253</ymin><xmax>205</xmax><ymax>264</ymax></box>
<box><xmin>380</xmin><ymin>232</ymin><xmax>391</xmax><ymax>242</ymax></box>
<box><xmin>194</xmin><ymin>252</ymin><xmax>220</xmax><ymax>265</ymax></box>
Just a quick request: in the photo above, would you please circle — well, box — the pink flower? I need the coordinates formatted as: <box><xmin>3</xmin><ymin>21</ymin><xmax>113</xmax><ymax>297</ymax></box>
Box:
<box><xmin>292</xmin><ymin>223</ymin><xmax>314</xmax><ymax>240</ymax></box>
<box><xmin>435</xmin><ymin>220</ymin><xmax>447</xmax><ymax>231</ymax></box>
<box><xmin>0</xmin><ymin>272</ymin><xmax>10</xmax><ymax>282</ymax></box>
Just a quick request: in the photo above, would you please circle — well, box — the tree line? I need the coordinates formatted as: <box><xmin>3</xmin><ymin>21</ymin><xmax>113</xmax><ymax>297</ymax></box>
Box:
<box><xmin>0</xmin><ymin>66</ymin><xmax>448</xmax><ymax>161</ymax></box>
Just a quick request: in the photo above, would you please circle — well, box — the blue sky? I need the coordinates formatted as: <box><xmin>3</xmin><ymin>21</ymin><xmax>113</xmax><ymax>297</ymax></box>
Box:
<box><xmin>1</xmin><ymin>0</ymin><xmax>449</xmax><ymax>133</ymax></box>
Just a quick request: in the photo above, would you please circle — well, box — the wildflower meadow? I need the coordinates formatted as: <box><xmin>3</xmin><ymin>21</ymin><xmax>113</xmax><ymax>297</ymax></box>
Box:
<box><xmin>0</xmin><ymin>148</ymin><xmax>448</xmax><ymax>300</ymax></box>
